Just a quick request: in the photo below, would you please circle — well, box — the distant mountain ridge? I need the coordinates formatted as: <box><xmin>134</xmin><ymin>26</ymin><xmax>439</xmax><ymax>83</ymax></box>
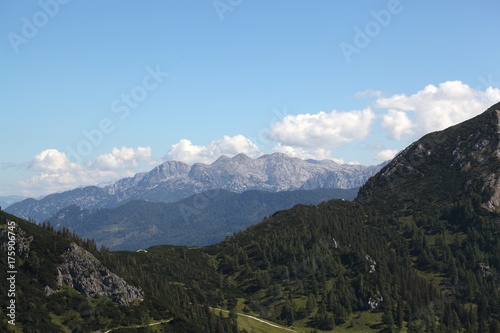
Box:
<box><xmin>48</xmin><ymin>187</ymin><xmax>358</xmax><ymax>250</ymax></box>
<box><xmin>2</xmin><ymin>102</ymin><xmax>500</xmax><ymax>332</ymax></box>
<box><xmin>7</xmin><ymin>153</ymin><xmax>385</xmax><ymax>222</ymax></box>
<box><xmin>0</xmin><ymin>195</ymin><xmax>26</xmax><ymax>209</ymax></box>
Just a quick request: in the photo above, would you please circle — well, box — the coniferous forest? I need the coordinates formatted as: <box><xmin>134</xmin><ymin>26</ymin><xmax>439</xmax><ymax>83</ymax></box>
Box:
<box><xmin>1</xmin><ymin>104</ymin><xmax>500</xmax><ymax>332</ymax></box>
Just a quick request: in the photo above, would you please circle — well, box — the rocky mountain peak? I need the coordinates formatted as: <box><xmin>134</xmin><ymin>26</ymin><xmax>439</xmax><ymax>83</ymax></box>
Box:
<box><xmin>7</xmin><ymin>153</ymin><xmax>384</xmax><ymax>222</ymax></box>
<box><xmin>266</xmin><ymin>152</ymin><xmax>290</xmax><ymax>158</ymax></box>
<box><xmin>231</xmin><ymin>153</ymin><xmax>252</xmax><ymax>162</ymax></box>
<box><xmin>213</xmin><ymin>155</ymin><xmax>231</xmax><ymax>163</ymax></box>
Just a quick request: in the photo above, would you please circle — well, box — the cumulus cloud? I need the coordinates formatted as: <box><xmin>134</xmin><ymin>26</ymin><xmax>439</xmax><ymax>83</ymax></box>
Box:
<box><xmin>19</xmin><ymin>147</ymin><xmax>157</xmax><ymax>196</ymax></box>
<box><xmin>381</xmin><ymin>109</ymin><xmax>415</xmax><ymax>140</ymax></box>
<box><xmin>166</xmin><ymin>135</ymin><xmax>263</xmax><ymax>164</ymax></box>
<box><xmin>267</xmin><ymin>108</ymin><xmax>376</xmax><ymax>148</ymax></box>
<box><xmin>21</xmin><ymin>149</ymin><xmax>110</xmax><ymax>195</ymax></box>
<box><xmin>16</xmin><ymin>81</ymin><xmax>500</xmax><ymax>196</ymax></box>
<box><xmin>375</xmin><ymin>149</ymin><xmax>399</xmax><ymax>161</ymax></box>
<box><xmin>375</xmin><ymin>81</ymin><xmax>500</xmax><ymax>138</ymax></box>
<box><xmin>28</xmin><ymin>149</ymin><xmax>78</xmax><ymax>172</ymax></box>
<box><xmin>94</xmin><ymin>146</ymin><xmax>155</xmax><ymax>170</ymax></box>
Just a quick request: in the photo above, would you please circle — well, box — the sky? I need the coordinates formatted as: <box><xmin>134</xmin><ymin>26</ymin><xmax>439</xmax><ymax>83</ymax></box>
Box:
<box><xmin>1</xmin><ymin>0</ymin><xmax>500</xmax><ymax>198</ymax></box>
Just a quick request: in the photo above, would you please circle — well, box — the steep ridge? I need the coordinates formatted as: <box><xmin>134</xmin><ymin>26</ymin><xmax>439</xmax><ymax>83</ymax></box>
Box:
<box><xmin>7</xmin><ymin>153</ymin><xmax>384</xmax><ymax>222</ymax></box>
<box><xmin>357</xmin><ymin>101</ymin><xmax>500</xmax><ymax>214</ymax></box>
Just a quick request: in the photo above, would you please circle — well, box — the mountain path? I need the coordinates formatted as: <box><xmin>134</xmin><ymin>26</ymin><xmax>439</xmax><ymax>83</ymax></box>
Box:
<box><xmin>101</xmin><ymin>318</ymin><xmax>172</xmax><ymax>333</ymax></box>
<box><xmin>213</xmin><ymin>308</ymin><xmax>298</xmax><ymax>332</ymax></box>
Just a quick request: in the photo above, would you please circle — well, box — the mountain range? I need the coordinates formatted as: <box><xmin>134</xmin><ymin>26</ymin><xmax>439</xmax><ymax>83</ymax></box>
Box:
<box><xmin>48</xmin><ymin>187</ymin><xmax>358</xmax><ymax>250</ymax></box>
<box><xmin>1</xmin><ymin>101</ymin><xmax>499</xmax><ymax>332</ymax></box>
<box><xmin>6</xmin><ymin>153</ymin><xmax>384</xmax><ymax>222</ymax></box>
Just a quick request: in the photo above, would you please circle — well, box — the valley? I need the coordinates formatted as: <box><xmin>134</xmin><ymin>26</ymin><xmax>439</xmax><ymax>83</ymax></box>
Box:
<box><xmin>1</xmin><ymin>102</ymin><xmax>499</xmax><ymax>332</ymax></box>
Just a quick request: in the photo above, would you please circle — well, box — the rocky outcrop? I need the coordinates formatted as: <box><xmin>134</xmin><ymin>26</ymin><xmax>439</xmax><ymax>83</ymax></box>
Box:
<box><xmin>368</xmin><ymin>291</ymin><xmax>383</xmax><ymax>309</ymax></box>
<box><xmin>482</xmin><ymin>173</ymin><xmax>500</xmax><ymax>212</ymax></box>
<box><xmin>46</xmin><ymin>243</ymin><xmax>144</xmax><ymax>306</ymax></box>
<box><xmin>483</xmin><ymin>109</ymin><xmax>500</xmax><ymax>212</ymax></box>
<box><xmin>365</xmin><ymin>254</ymin><xmax>377</xmax><ymax>274</ymax></box>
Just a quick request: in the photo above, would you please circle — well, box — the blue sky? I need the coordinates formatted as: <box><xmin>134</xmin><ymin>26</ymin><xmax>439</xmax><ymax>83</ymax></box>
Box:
<box><xmin>1</xmin><ymin>0</ymin><xmax>500</xmax><ymax>197</ymax></box>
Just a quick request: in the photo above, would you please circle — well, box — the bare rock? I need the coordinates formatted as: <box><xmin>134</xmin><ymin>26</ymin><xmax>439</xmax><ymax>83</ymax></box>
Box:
<box><xmin>50</xmin><ymin>243</ymin><xmax>144</xmax><ymax>306</ymax></box>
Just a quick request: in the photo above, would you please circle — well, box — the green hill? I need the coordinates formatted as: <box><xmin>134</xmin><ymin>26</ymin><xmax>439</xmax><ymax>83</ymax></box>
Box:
<box><xmin>1</xmin><ymin>102</ymin><xmax>499</xmax><ymax>332</ymax></box>
<box><xmin>0</xmin><ymin>210</ymin><xmax>238</xmax><ymax>333</ymax></box>
<box><xmin>110</xmin><ymin>102</ymin><xmax>498</xmax><ymax>332</ymax></box>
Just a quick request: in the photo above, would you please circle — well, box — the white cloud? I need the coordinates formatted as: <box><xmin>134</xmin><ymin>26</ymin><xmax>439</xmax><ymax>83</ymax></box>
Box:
<box><xmin>94</xmin><ymin>146</ymin><xmax>155</xmax><ymax>170</ymax></box>
<box><xmin>19</xmin><ymin>147</ymin><xmax>157</xmax><ymax>197</ymax></box>
<box><xmin>16</xmin><ymin>81</ymin><xmax>500</xmax><ymax>197</ymax></box>
<box><xmin>375</xmin><ymin>81</ymin><xmax>500</xmax><ymax>138</ymax></box>
<box><xmin>381</xmin><ymin>109</ymin><xmax>415</xmax><ymax>140</ymax></box>
<box><xmin>267</xmin><ymin>108</ymin><xmax>376</xmax><ymax>148</ymax></box>
<box><xmin>375</xmin><ymin>149</ymin><xmax>399</xmax><ymax>161</ymax></box>
<box><xmin>22</xmin><ymin>149</ymin><xmax>113</xmax><ymax>195</ymax></box>
<box><xmin>28</xmin><ymin>149</ymin><xmax>78</xmax><ymax>172</ymax></box>
<box><xmin>272</xmin><ymin>144</ymin><xmax>345</xmax><ymax>163</ymax></box>
<box><xmin>166</xmin><ymin>135</ymin><xmax>263</xmax><ymax>164</ymax></box>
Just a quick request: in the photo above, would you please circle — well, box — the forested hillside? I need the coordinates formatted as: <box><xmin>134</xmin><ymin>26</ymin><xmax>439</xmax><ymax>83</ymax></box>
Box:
<box><xmin>48</xmin><ymin>187</ymin><xmax>358</xmax><ymax>249</ymax></box>
<box><xmin>0</xmin><ymin>210</ymin><xmax>239</xmax><ymax>333</ymax></box>
<box><xmin>105</xmin><ymin>103</ymin><xmax>500</xmax><ymax>332</ymax></box>
<box><xmin>2</xmin><ymin>103</ymin><xmax>500</xmax><ymax>332</ymax></box>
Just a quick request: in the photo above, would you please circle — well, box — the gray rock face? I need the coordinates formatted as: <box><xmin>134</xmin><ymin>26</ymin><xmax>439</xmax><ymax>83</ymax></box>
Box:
<box><xmin>6</xmin><ymin>153</ymin><xmax>385</xmax><ymax>222</ymax></box>
<box><xmin>47</xmin><ymin>243</ymin><xmax>144</xmax><ymax>306</ymax></box>
<box><xmin>450</xmin><ymin>108</ymin><xmax>500</xmax><ymax>212</ymax></box>
<box><xmin>481</xmin><ymin>109</ymin><xmax>500</xmax><ymax>212</ymax></box>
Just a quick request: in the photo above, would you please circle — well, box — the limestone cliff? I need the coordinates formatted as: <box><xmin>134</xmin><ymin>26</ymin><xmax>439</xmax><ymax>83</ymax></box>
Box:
<box><xmin>46</xmin><ymin>243</ymin><xmax>144</xmax><ymax>306</ymax></box>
